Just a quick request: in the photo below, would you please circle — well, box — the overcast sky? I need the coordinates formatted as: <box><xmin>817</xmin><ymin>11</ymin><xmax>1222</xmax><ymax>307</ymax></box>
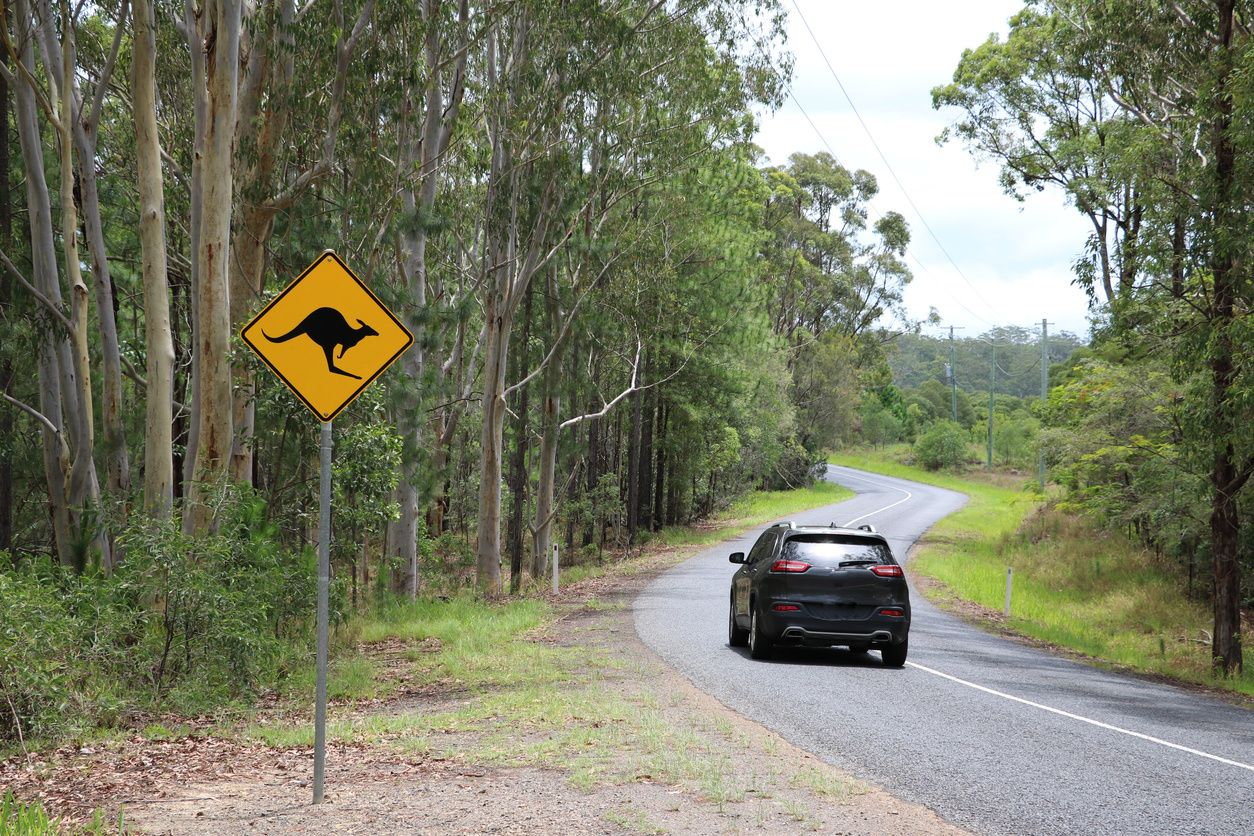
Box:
<box><xmin>753</xmin><ymin>0</ymin><xmax>1094</xmax><ymax>339</ymax></box>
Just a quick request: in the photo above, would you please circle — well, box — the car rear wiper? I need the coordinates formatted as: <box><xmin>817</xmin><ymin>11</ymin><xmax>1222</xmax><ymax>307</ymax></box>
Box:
<box><xmin>837</xmin><ymin>559</ymin><xmax>877</xmax><ymax>567</ymax></box>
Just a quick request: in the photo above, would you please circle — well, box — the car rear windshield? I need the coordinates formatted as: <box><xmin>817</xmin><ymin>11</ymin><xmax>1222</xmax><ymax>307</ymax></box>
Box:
<box><xmin>781</xmin><ymin>535</ymin><xmax>892</xmax><ymax>565</ymax></box>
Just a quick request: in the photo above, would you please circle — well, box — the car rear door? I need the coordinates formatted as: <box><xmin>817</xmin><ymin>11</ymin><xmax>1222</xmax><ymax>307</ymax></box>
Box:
<box><xmin>735</xmin><ymin>529</ymin><xmax>779</xmax><ymax>616</ymax></box>
<box><xmin>774</xmin><ymin>535</ymin><xmax>904</xmax><ymax>620</ymax></box>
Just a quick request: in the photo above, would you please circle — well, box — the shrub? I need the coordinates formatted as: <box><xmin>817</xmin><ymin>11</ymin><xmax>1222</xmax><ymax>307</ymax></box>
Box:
<box><xmin>913</xmin><ymin>420</ymin><xmax>971</xmax><ymax>470</ymax></box>
<box><xmin>0</xmin><ymin>558</ymin><xmax>82</xmax><ymax>742</ymax></box>
<box><xmin>0</xmin><ymin>486</ymin><xmax>331</xmax><ymax>744</ymax></box>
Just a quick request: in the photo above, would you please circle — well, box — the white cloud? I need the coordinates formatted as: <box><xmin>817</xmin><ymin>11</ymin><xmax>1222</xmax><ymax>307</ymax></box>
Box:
<box><xmin>754</xmin><ymin>0</ymin><xmax>1096</xmax><ymax>337</ymax></box>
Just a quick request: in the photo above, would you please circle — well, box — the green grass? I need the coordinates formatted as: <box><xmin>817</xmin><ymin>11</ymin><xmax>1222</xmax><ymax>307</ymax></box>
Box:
<box><xmin>242</xmin><ymin>476</ymin><xmax>865</xmax><ymax>805</ymax></box>
<box><xmin>830</xmin><ymin>448</ymin><xmax>1254</xmax><ymax>698</ymax></box>
<box><xmin>0</xmin><ymin>792</ymin><xmax>126</xmax><ymax>835</ymax></box>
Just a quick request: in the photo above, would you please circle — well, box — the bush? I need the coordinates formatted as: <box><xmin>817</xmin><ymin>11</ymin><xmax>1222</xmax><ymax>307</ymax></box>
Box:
<box><xmin>0</xmin><ymin>486</ymin><xmax>330</xmax><ymax>744</ymax></box>
<box><xmin>913</xmin><ymin>420</ymin><xmax>971</xmax><ymax>470</ymax></box>
<box><xmin>0</xmin><ymin>558</ymin><xmax>83</xmax><ymax>742</ymax></box>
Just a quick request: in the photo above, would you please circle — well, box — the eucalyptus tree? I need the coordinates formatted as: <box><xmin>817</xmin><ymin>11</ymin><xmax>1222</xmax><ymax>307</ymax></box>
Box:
<box><xmin>932</xmin><ymin>6</ymin><xmax>1150</xmax><ymax>308</ymax></box>
<box><xmin>2</xmin><ymin>0</ymin><xmax>108</xmax><ymax>567</ymax></box>
<box><xmin>759</xmin><ymin>152</ymin><xmax>916</xmax><ymax>450</ymax></box>
<box><xmin>943</xmin><ymin>0</ymin><xmax>1253</xmax><ymax>674</ymax></box>
<box><xmin>133</xmin><ymin>0</ymin><xmax>175</xmax><ymax>517</ymax></box>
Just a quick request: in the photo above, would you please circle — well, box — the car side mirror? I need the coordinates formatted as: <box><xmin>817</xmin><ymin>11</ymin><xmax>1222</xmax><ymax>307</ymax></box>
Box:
<box><xmin>729</xmin><ymin>552</ymin><xmax>746</xmax><ymax>564</ymax></box>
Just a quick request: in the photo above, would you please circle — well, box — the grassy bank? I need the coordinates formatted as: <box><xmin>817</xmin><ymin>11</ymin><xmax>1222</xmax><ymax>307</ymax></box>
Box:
<box><xmin>238</xmin><ymin>476</ymin><xmax>853</xmax><ymax>742</ymax></box>
<box><xmin>830</xmin><ymin>447</ymin><xmax>1254</xmax><ymax>698</ymax></box>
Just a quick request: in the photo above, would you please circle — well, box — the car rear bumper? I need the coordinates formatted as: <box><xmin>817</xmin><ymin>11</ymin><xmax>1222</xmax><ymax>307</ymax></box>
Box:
<box><xmin>757</xmin><ymin>609</ymin><xmax>909</xmax><ymax>647</ymax></box>
<box><xmin>774</xmin><ymin>624</ymin><xmax>905</xmax><ymax>647</ymax></box>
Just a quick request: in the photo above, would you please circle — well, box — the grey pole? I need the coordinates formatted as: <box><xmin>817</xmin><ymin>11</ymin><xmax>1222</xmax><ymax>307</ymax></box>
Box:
<box><xmin>949</xmin><ymin>325</ymin><xmax>958</xmax><ymax>422</ymax></box>
<box><xmin>1003</xmin><ymin>566</ymin><xmax>1013</xmax><ymax>616</ymax></box>
<box><xmin>1039</xmin><ymin>319</ymin><xmax>1049</xmax><ymax>491</ymax></box>
<box><xmin>551</xmin><ymin>543</ymin><xmax>559</xmax><ymax>595</ymax></box>
<box><xmin>987</xmin><ymin>340</ymin><xmax>995</xmax><ymax>468</ymax></box>
<box><xmin>313</xmin><ymin>420</ymin><xmax>332</xmax><ymax>804</ymax></box>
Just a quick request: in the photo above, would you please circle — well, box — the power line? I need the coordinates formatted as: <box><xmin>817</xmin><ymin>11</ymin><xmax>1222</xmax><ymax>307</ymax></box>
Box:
<box><xmin>788</xmin><ymin>0</ymin><xmax>1005</xmax><ymax>323</ymax></box>
<box><xmin>746</xmin><ymin>19</ymin><xmax>998</xmax><ymax>329</ymax></box>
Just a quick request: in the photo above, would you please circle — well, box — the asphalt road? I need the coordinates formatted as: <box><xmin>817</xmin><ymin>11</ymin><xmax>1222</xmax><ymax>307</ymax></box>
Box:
<box><xmin>634</xmin><ymin>465</ymin><xmax>1254</xmax><ymax>835</ymax></box>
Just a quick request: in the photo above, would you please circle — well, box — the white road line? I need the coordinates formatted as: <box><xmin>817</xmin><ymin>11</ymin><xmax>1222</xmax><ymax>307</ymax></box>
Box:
<box><xmin>907</xmin><ymin>661</ymin><xmax>1254</xmax><ymax>774</ymax></box>
<box><xmin>829</xmin><ymin>466</ymin><xmax>914</xmax><ymax>526</ymax></box>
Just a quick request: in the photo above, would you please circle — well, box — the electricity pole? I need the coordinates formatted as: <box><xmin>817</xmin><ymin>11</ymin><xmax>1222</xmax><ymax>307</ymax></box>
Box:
<box><xmin>948</xmin><ymin>325</ymin><xmax>960</xmax><ymax>422</ymax></box>
<box><xmin>987</xmin><ymin>339</ymin><xmax>995</xmax><ymax>468</ymax></box>
<box><xmin>1038</xmin><ymin>319</ymin><xmax>1050</xmax><ymax>491</ymax></box>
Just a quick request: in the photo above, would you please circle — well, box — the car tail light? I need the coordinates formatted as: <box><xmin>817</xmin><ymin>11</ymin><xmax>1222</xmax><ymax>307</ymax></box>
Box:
<box><xmin>770</xmin><ymin>560</ymin><xmax>811</xmax><ymax>573</ymax></box>
<box><xmin>870</xmin><ymin>564</ymin><xmax>904</xmax><ymax>577</ymax></box>
<box><xmin>879</xmin><ymin>608</ymin><xmax>905</xmax><ymax>618</ymax></box>
<box><xmin>772</xmin><ymin>603</ymin><xmax>801</xmax><ymax>612</ymax></box>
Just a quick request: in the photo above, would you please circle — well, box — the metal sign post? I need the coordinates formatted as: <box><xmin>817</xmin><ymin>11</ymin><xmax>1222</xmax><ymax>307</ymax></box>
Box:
<box><xmin>313</xmin><ymin>421</ymin><xmax>332</xmax><ymax>804</ymax></box>
<box><xmin>551</xmin><ymin>544</ymin><xmax>559</xmax><ymax>594</ymax></box>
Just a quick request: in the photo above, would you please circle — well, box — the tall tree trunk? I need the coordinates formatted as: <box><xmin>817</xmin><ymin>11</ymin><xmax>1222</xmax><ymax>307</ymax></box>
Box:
<box><xmin>1207</xmin><ymin>0</ymin><xmax>1244</xmax><ymax>676</ymax></box>
<box><xmin>476</xmin><ymin>294</ymin><xmax>511</xmax><ymax>595</ymax></box>
<box><xmin>639</xmin><ymin>371</ymin><xmax>655</xmax><ymax>532</ymax></box>
<box><xmin>184</xmin><ymin>0</ymin><xmax>242</xmax><ymax>534</ymax></box>
<box><xmin>50</xmin><ymin>0</ymin><xmax>107</xmax><ymax>567</ymax></box>
<box><xmin>0</xmin><ymin>27</ymin><xmax>12</xmax><ymax>553</ymax></box>
<box><xmin>507</xmin><ymin>286</ymin><xmax>533</xmax><ymax>592</ymax></box>
<box><xmin>390</xmin><ymin>0</ymin><xmax>468</xmax><ymax>596</ymax></box>
<box><xmin>625</xmin><ymin>384</ymin><xmax>642</xmax><ymax>546</ymax></box>
<box><xmin>11</xmin><ymin>0</ymin><xmax>74</xmax><ymax>564</ymax></box>
<box><xmin>652</xmin><ymin>399</ymin><xmax>667</xmax><ymax>531</ymax></box>
<box><xmin>531</xmin><ymin>273</ymin><xmax>562</xmax><ymax>578</ymax></box>
<box><xmin>133</xmin><ymin>0</ymin><xmax>175</xmax><ymax>518</ymax></box>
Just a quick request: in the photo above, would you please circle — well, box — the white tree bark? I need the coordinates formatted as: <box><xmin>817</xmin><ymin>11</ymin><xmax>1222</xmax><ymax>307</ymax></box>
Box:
<box><xmin>6</xmin><ymin>0</ymin><xmax>74</xmax><ymax>564</ymax></box>
<box><xmin>133</xmin><ymin>0</ymin><xmax>175</xmax><ymax>518</ymax></box>
<box><xmin>391</xmin><ymin>0</ymin><xmax>468</xmax><ymax>596</ymax></box>
<box><xmin>184</xmin><ymin>0</ymin><xmax>242</xmax><ymax>534</ymax></box>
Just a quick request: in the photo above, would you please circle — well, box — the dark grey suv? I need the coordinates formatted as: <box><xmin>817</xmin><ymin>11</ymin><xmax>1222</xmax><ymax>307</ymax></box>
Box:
<box><xmin>727</xmin><ymin>522</ymin><xmax>910</xmax><ymax>666</ymax></box>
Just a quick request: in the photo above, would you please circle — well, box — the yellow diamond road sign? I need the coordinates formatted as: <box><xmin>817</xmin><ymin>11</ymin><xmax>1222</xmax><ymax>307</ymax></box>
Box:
<box><xmin>242</xmin><ymin>251</ymin><xmax>413</xmax><ymax>422</ymax></box>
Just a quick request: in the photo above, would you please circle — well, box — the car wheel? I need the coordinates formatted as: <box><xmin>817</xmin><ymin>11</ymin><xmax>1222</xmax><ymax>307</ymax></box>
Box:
<box><xmin>748</xmin><ymin>605</ymin><xmax>773</xmax><ymax>660</ymax></box>
<box><xmin>881</xmin><ymin>638</ymin><xmax>908</xmax><ymax>668</ymax></box>
<box><xmin>728</xmin><ymin>596</ymin><xmax>749</xmax><ymax>647</ymax></box>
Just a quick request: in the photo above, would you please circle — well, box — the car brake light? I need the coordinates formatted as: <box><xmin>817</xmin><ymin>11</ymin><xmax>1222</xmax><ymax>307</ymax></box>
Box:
<box><xmin>870</xmin><ymin>565</ymin><xmax>904</xmax><ymax>577</ymax></box>
<box><xmin>770</xmin><ymin>560</ymin><xmax>811</xmax><ymax>573</ymax></box>
<box><xmin>879</xmin><ymin>608</ymin><xmax>905</xmax><ymax>617</ymax></box>
<box><xmin>772</xmin><ymin>603</ymin><xmax>801</xmax><ymax>612</ymax></box>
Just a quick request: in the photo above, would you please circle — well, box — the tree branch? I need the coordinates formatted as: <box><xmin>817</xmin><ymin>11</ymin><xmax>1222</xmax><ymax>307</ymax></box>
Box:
<box><xmin>0</xmin><ymin>247</ymin><xmax>74</xmax><ymax>333</ymax></box>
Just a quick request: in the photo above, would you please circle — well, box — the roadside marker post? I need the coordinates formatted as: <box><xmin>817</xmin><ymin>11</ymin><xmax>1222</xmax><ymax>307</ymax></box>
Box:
<box><xmin>552</xmin><ymin>544</ymin><xmax>560</xmax><ymax>595</ymax></box>
<box><xmin>1004</xmin><ymin>567</ymin><xmax>1014</xmax><ymax>617</ymax></box>
<box><xmin>241</xmin><ymin>251</ymin><xmax>413</xmax><ymax>805</ymax></box>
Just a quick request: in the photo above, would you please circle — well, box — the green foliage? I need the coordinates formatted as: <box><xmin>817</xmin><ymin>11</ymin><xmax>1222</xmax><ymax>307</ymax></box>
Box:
<box><xmin>0</xmin><ymin>489</ymin><xmax>327</xmax><ymax>744</ymax></box>
<box><xmin>913</xmin><ymin>420</ymin><xmax>972</xmax><ymax>470</ymax></box>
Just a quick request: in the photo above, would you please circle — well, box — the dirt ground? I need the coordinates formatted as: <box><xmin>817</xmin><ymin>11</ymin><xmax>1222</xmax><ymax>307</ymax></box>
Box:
<box><xmin>2</xmin><ymin>551</ymin><xmax>965</xmax><ymax>835</ymax></box>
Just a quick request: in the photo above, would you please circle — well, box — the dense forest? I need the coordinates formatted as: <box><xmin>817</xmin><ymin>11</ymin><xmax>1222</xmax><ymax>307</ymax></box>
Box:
<box><xmin>0</xmin><ymin>0</ymin><xmax>935</xmax><ymax>740</ymax></box>
<box><xmin>935</xmin><ymin>0</ymin><xmax>1254</xmax><ymax>676</ymax></box>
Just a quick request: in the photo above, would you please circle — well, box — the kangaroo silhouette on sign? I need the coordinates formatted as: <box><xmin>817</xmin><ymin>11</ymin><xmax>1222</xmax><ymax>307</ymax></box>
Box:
<box><xmin>263</xmin><ymin>307</ymin><xmax>379</xmax><ymax>380</ymax></box>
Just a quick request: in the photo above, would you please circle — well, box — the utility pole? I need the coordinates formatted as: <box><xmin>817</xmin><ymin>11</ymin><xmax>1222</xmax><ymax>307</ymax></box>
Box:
<box><xmin>1038</xmin><ymin>319</ymin><xmax>1050</xmax><ymax>491</ymax></box>
<box><xmin>948</xmin><ymin>325</ymin><xmax>959</xmax><ymax>422</ymax></box>
<box><xmin>987</xmin><ymin>339</ymin><xmax>995</xmax><ymax>468</ymax></box>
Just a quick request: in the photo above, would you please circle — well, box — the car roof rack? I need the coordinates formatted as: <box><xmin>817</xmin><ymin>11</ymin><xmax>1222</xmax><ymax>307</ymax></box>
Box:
<box><xmin>769</xmin><ymin>521</ymin><xmax>796</xmax><ymax>529</ymax></box>
<box><xmin>857</xmin><ymin>524</ymin><xmax>877</xmax><ymax>534</ymax></box>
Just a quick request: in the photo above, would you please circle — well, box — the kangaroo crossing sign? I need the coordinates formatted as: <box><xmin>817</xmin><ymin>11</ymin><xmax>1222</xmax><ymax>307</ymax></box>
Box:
<box><xmin>242</xmin><ymin>251</ymin><xmax>413</xmax><ymax>421</ymax></box>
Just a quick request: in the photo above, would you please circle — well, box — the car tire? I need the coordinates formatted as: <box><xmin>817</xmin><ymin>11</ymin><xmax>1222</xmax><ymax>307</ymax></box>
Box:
<box><xmin>728</xmin><ymin>596</ymin><xmax>749</xmax><ymax>647</ymax></box>
<box><xmin>881</xmin><ymin>638</ymin><xmax>908</xmax><ymax>668</ymax></box>
<box><xmin>748</xmin><ymin>605</ymin><xmax>773</xmax><ymax>660</ymax></box>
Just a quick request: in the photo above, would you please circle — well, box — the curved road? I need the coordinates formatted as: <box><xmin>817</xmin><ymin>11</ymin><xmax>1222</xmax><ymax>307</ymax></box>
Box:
<box><xmin>634</xmin><ymin>465</ymin><xmax>1254</xmax><ymax>835</ymax></box>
